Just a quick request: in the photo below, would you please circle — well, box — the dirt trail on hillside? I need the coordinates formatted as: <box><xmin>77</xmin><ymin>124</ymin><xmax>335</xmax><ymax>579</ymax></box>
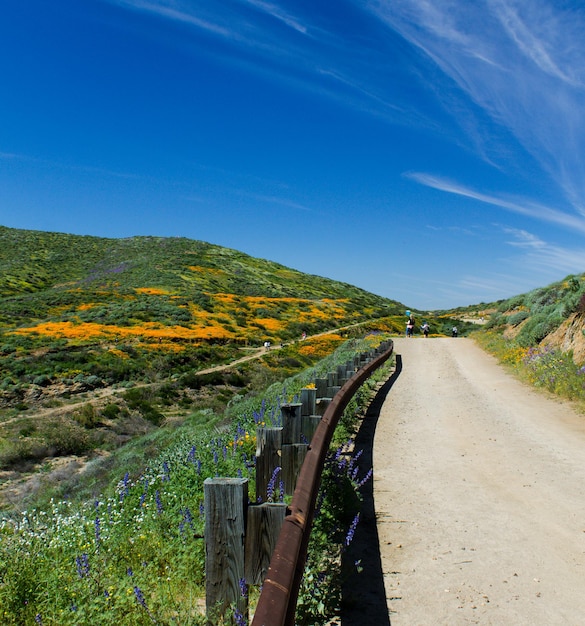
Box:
<box><xmin>343</xmin><ymin>337</ymin><xmax>585</xmax><ymax>625</ymax></box>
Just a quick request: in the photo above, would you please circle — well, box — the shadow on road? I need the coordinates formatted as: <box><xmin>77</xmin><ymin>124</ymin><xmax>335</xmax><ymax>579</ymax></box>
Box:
<box><xmin>340</xmin><ymin>354</ymin><xmax>402</xmax><ymax>626</ymax></box>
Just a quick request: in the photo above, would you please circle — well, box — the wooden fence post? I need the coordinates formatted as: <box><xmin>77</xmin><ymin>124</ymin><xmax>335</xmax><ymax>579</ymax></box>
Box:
<box><xmin>301</xmin><ymin>415</ymin><xmax>321</xmax><ymax>443</ymax></box>
<box><xmin>204</xmin><ymin>478</ymin><xmax>248</xmax><ymax>624</ymax></box>
<box><xmin>281</xmin><ymin>402</ymin><xmax>302</xmax><ymax>444</ymax></box>
<box><xmin>245</xmin><ymin>502</ymin><xmax>288</xmax><ymax>585</ymax></box>
<box><xmin>300</xmin><ymin>387</ymin><xmax>316</xmax><ymax>417</ymax></box>
<box><xmin>315</xmin><ymin>397</ymin><xmax>332</xmax><ymax>416</ymax></box>
<box><xmin>281</xmin><ymin>443</ymin><xmax>308</xmax><ymax>495</ymax></box>
<box><xmin>314</xmin><ymin>377</ymin><xmax>328</xmax><ymax>398</ymax></box>
<box><xmin>256</xmin><ymin>427</ymin><xmax>282</xmax><ymax>503</ymax></box>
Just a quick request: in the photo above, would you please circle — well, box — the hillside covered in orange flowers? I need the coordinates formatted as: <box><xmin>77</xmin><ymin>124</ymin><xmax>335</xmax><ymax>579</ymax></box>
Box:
<box><xmin>0</xmin><ymin>226</ymin><xmax>406</xmax><ymax>504</ymax></box>
<box><xmin>0</xmin><ymin>226</ymin><xmax>405</xmax><ymax>402</ymax></box>
<box><xmin>1</xmin><ymin>226</ymin><xmax>402</xmax><ymax>344</ymax></box>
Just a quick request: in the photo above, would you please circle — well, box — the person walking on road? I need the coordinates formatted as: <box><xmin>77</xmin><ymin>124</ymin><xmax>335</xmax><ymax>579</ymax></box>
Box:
<box><xmin>406</xmin><ymin>315</ymin><xmax>415</xmax><ymax>338</ymax></box>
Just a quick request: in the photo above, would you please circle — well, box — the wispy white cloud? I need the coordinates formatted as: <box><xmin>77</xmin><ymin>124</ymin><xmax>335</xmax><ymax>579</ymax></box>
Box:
<box><xmin>108</xmin><ymin>0</ymin><xmax>233</xmax><ymax>37</ymax></box>
<box><xmin>242</xmin><ymin>0</ymin><xmax>308</xmax><ymax>35</ymax></box>
<box><xmin>0</xmin><ymin>150</ymin><xmax>139</xmax><ymax>180</ymax></box>
<box><xmin>501</xmin><ymin>226</ymin><xmax>585</xmax><ymax>275</ymax></box>
<box><xmin>406</xmin><ymin>171</ymin><xmax>585</xmax><ymax>234</ymax></box>
<box><xmin>0</xmin><ymin>151</ymin><xmax>26</xmax><ymax>160</ymax></box>
<box><xmin>246</xmin><ymin>192</ymin><xmax>313</xmax><ymax>213</ymax></box>
<box><xmin>366</xmin><ymin>0</ymin><xmax>585</xmax><ymax>214</ymax></box>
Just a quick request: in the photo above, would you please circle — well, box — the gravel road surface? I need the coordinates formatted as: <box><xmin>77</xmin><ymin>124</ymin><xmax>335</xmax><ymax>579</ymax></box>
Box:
<box><xmin>343</xmin><ymin>336</ymin><xmax>585</xmax><ymax>625</ymax></box>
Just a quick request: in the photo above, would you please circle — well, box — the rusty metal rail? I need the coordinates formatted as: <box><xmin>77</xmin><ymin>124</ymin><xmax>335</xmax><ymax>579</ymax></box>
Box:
<box><xmin>251</xmin><ymin>340</ymin><xmax>394</xmax><ymax>626</ymax></box>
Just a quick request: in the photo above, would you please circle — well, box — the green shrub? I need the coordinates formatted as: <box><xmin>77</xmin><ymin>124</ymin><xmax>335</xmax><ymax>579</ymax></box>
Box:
<box><xmin>507</xmin><ymin>310</ymin><xmax>529</xmax><ymax>326</ymax></box>
<box><xmin>101</xmin><ymin>403</ymin><xmax>122</xmax><ymax>419</ymax></box>
<box><xmin>40</xmin><ymin>420</ymin><xmax>91</xmax><ymax>456</ymax></box>
<box><xmin>516</xmin><ymin>312</ymin><xmax>562</xmax><ymax>346</ymax></box>
<box><xmin>32</xmin><ymin>374</ymin><xmax>52</xmax><ymax>387</ymax></box>
<box><xmin>74</xmin><ymin>403</ymin><xmax>101</xmax><ymax>428</ymax></box>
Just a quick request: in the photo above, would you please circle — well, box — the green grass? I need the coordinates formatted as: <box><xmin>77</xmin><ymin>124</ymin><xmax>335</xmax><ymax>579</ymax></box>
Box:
<box><xmin>473</xmin><ymin>330</ymin><xmax>585</xmax><ymax>408</ymax></box>
<box><xmin>0</xmin><ymin>335</ymin><xmax>390</xmax><ymax>625</ymax></box>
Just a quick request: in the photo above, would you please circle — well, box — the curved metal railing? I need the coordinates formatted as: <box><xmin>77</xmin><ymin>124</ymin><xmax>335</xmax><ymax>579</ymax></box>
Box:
<box><xmin>251</xmin><ymin>340</ymin><xmax>394</xmax><ymax>626</ymax></box>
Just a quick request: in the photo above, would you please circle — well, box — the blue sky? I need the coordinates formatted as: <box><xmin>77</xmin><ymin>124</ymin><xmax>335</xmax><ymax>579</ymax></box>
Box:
<box><xmin>2</xmin><ymin>0</ymin><xmax>585</xmax><ymax>310</ymax></box>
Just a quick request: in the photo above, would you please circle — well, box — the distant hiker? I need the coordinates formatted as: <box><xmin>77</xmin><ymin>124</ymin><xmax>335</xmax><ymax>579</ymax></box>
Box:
<box><xmin>422</xmin><ymin>322</ymin><xmax>430</xmax><ymax>338</ymax></box>
<box><xmin>451</xmin><ymin>326</ymin><xmax>458</xmax><ymax>337</ymax></box>
<box><xmin>264</xmin><ymin>341</ymin><xmax>271</xmax><ymax>350</ymax></box>
<box><xmin>406</xmin><ymin>315</ymin><xmax>415</xmax><ymax>338</ymax></box>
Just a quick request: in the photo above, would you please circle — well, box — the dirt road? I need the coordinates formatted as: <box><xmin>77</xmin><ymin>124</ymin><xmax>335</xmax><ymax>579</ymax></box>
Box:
<box><xmin>345</xmin><ymin>337</ymin><xmax>585</xmax><ymax>625</ymax></box>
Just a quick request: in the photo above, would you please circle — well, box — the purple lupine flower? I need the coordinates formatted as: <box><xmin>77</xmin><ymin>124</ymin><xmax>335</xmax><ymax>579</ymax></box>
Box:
<box><xmin>266</xmin><ymin>466</ymin><xmax>281</xmax><ymax>502</ymax></box>
<box><xmin>134</xmin><ymin>586</ymin><xmax>147</xmax><ymax>608</ymax></box>
<box><xmin>188</xmin><ymin>445</ymin><xmax>197</xmax><ymax>463</ymax></box>
<box><xmin>179</xmin><ymin>507</ymin><xmax>194</xmax><ymax>534</ymax></box>
<box><xmin>237</xmin><ymin>468</ymin><xmax>243</xmax><ymax>478</ymax></box>
<box><xmin>120</xmin><ymin>472</ymin><xmax>130</xmax><ymax>502</ymax></box>
<box><xmin>76</xmin><ymin>553</ymin><xmax>90</xmax><ymax>578</ymax></box>
<box><xmin>162</xmin><ymin>461</ymin><xmax>170</xmax><ymax>481</ymax></box>
<box><xmin>279</xmin><ymin>480</ymin><xmax>285</xmax><ymax>503</ymax></box>
<box><xmin>199</xmin><ymin>502</ymin><xmax>205</xmax><ymax>518</ymax></box>
<box><xmin>94</xmin><ymin>517</ymin><xmax>101</xmax><ymax>543</ymax></box>
<box><xmin>155</xmin><ymin>490</ymin><xmax>163</xmax><ymax>514</ymax></box>
<box><xmin>357</xmin><ymin>468</ymin><xmax>373</xmax><ymax>488</ymax></box>
<box><xmin>345</xmin><ymin>512</ymin><xmax>360</xmax><ymax>547</ymax></box>
<box><xmin>349</xmin><ymin>449</ymin><xmax>363</xmax><ymax>471</ymax></box>
<box><xmin>239</xmin><ymin>577</ymin><xmax>248</xmax><ymax>599</ymax></box>
<box><xmin>196</xmin><ymin>459</ymin><xmax>202</xmax><ymax>475</ymax></box>
<box><xmin>35</xmin><ymin>615</ymin><xmax>43</xmax><ymax>625</ymax></box>
<box><xmin>234</xmin><ymin>608</ymin><xmax>248</xmax><ymax>626</ymax></box>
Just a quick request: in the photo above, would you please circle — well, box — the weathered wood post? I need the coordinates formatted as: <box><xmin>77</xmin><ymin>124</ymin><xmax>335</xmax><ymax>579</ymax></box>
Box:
<box><xmin>255</xmin><ymin>427</ymin><xmax>282</xmax><ymax>502</ymax></box>
<box><xmin>245</xmin><ymin>502</ymin><xmax>287</xmax><ymax>585</ymax></box>
<box><xmin>314</xmin><ymin>377</ymin><xmax>328</xmax><ymax>398</ymax></box>
<box><xmin>281</xmin><ymin>401</ymin><xmax>307</xmax><ymax>494</ymax></box>
<box><xmin>204</xmin><ymin>477</ymin><xmax>248</xmax><ymax>624</ymax></box>
<box><xmin>315</xmin><ymin>397</ymin><xmax>332</xmax><ymax>416</ymax></box>
<box><xmin>299</xmin><ymin>387</ymin><xmax>319</xmax><ymax>443</ymax></box>
<box><xmin>281</xmin><ymin>402</ymin><xmax>302</xmax><ymax>444</ymax></box>
<box><xmin>326</xmin><ymin>371</ymin><xmax>340</xmax><ymax>398</ymax></box>
<box><xmin>301</xmin><ymin>415</ymin><xmax>321</xmax><ymax>443</ymax></box>
<box><xmin>281</xmin><ymin>443</ymin><xmax>308</xmax><ymax>495</ymax></box>
<box><xmin>300</xmin><ymin>387</ymin><xmax>316</xmax><ymax>417</ymax></box>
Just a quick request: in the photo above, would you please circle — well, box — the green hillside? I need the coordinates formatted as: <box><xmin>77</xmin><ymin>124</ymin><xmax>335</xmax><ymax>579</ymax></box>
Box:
<box><xmin>0</xmin><ymin>225</ymin><xmax>400</xmax><ymax>323</ymax></box>
<box><xmin>0</xmin><ymin>226</ymin><xmax>406</xmax><ymax>503</ymax></box>
<box><xmin>448</xmin><ymin>274</ymin><xmax>585</xmax><ymax>407</ymax></box>
<box><xmin>0</xmin><ymin>225</ymin><xmax>404</xmax><ymax>384</ymax></box>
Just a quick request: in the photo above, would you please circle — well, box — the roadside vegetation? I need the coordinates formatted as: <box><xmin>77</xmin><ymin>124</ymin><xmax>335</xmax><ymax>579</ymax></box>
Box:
<box><xmin>0</xmin><ymin>333</ymin><xmax>391</xmax><ymax>625</ymax></box>
<box><xmin>462</xmin><ymin>273</ymin><xmax>585</xmax><ymax>409</ymax></box>
<box><xmin>0</xmin><ymin>226</ymin><xmax>403</xmax><ymax>624</ymax></box>
<box><xmin>0</xmin><ymin>226</ymin><xmax>406</xmax><ymax>506</ymax></box>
